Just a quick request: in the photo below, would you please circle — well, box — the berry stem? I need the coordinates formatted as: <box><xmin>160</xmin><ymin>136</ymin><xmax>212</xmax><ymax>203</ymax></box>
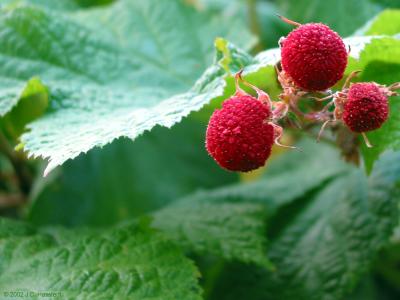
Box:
<box><xmin>234</xmin><ymin>70</ymin><xmax>248</xmax><ymax>97</ymax></box>
<box><xmin>270</xmin><ymin>123</ymin><xmax>301</xmax><ymax>151</ymax></box>
<box><xmin>361</xmin><ymin>132</ymin><xmax>373</xmax><ymax>148</ymax></box>
<box><xmin>318</xmin><ymin>120</ymin><xmax>335</xmax><ymax>142</ymax></box>
<box><xmin>308</xmin><ymin>94</ymin><xmax>334</xmax><ymax>102</ymax></box>
<box><xmin>388</xmin><ymin>82</ymin><xmax>400</xmax><ymax>93</ymax></box>
<box><xmin>276</xmin><ymin>14</ymin><xmax>302</xmax><ymax>27</ymax></box>
<box><xmin>342</xmin><ymin>71</ymin><xmax>361</xmax><ymax>90</ymax></box>
<box><xmin>236</xmin><ymin>71</ymin><xmax>272</xmax><ymax>106</ymax></box>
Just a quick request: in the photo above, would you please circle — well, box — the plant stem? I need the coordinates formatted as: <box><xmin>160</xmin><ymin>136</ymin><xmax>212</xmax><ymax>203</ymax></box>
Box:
<box><xmin>0</xmin><ymin>130</ymin><xmax>32</xmax><ymax>196</ymax></box>
<box><xmin>0</xmin><ymin>193</ymin><xmax>25</xmax><ymax>208</ymax></box>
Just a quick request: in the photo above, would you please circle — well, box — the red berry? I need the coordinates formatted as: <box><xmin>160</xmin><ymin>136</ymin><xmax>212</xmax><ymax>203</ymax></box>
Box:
<box><xmin>206</xmin><ymin>95</ymin><xmax>274</xmax><ymax>172</ymax></box>
<box><xmin>343</xmin><ymin>83</ymin><xmax>389</xmax><ymax>133</ymax></box>
<box><xmin>281</xmin><ymin>23</ymin><xmax>348</xmax><ymax>91</ymax></box>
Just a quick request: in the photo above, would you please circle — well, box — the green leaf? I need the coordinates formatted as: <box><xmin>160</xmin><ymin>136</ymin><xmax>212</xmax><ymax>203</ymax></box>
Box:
<box><xmin>343</xmin><ymin>276</ymin><xmax>380</xmax><ymax>300</ymax></box>
<box><xmin>0</xmin><ymin>78</ymin><xmax>45</xmax><ymax>117</ymax></box>
<box><xmin>277</xmin><ymin>0</ymin><xmax>381</xmax><ymax>36</ymax></box>
<box><xmin>0</xmin><ymin>217</ymin><xmax>202</xmax><ymax>300</ymax></box>
<box><xmin>0</xmin><ymin>77</ymin><xmax>48</xmax><ymax>138</ymax></box>
<box><xmin>71</xmin><ymin>0</ymin><xmax>256</xmax><ymax>63</ymax></box>
<box><xmin>364</xmin><ymin>9</ymin><xmax>400</xmax><ymax>35</ymax></box>
<box><xmin>153</xmin><ymin>201</ymin><xmax>272</xmax><ymax>269</ymax></box>
<box><xmin>0</xmin><ymin>0</ymin><xmax>254</xmax><ymax>175</ymax></box>
<box><xmin>207</xmin><ymin>151</ymin><xmax>400</xmax><ymax>300</ymax></box>
<box><xmin>27</xmin><ymin>117</ymin><xmax>238</xmax><ymax>227</ymax></box>
<box><xmin>0</xmin><ymin>217</ymin><xmax>34</xmax><ymax>238</ymax></box>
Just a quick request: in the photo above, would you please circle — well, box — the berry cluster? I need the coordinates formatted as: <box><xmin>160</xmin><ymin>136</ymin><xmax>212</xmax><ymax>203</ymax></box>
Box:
<box><xmin>206</xmin><ymin>16</ymin><xmax>399</xmax><ymax>172</ymax></box>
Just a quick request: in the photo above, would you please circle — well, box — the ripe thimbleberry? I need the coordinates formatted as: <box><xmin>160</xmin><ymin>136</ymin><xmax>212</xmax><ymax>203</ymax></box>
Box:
<box><xmin>206</xmin><ymin>72</ymin><xmax>278</xmax><ymax>172</ymax></box>
<box><xmin>316</xmin><ymin>72</ymin><xmax>399</xmax><ymax>147</ymax></box>
<box><xmin>206</xmin><ymin>71</ymin><xmax>299</xmax><ymax>171</ymax></box>
<box><xmin>343</xmin><ymin>82</ymin><xmax>389</xmax><ymax>133</ymax></box>
<box><xmin>280</xmin><ymin>18</ymin><xmax>348</xmax><ymax>91</ymax></box>
<box><xmin>206</xmin><ymin>95</ymin><xmax>274</xmax><ymax>172</ymax></box>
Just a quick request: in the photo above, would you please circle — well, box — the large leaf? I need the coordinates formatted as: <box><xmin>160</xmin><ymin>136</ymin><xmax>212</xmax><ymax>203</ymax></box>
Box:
<box><xmin>0</xmin><ymin>0</ymin><xmax>254</xmax><ymax>175</ymax></box>
<box><xmin>0</xmin><ymin>217</ymin><xmax>202</xmax><ymax>300</ymax></box>
<box><xmin>153</xmin><ymin>201</ymin><xmax>272</xmax><ymax>268</ymax></box>
<box><xmin>27</xmin><ymin>117</ymin><xmax>238</xmax><ymax>227</ymax></box>
<box><xmin>207</xmin><ymin>151</ymin><xmax>400</xmax><ymax>300</ymax></box>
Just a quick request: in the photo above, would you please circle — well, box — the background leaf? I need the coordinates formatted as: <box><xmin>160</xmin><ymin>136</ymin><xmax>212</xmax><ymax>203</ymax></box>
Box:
<box><xmin>27</xmin><ymin>117</ymin><xmax>238</xmax><ymax>227</ymax></box>
<box><xmin>175</xmin><ymin>138</ymin><xmax>350</xmax><ymax>216</ymax></box>
<box><xmin>277</xmin><ymin>0</ymin><xmax>381</xmax><ymax>36</ymax></box>
<box><xmin>153</xmin><ymin>201</ymin><xmax>271</xmax><ymax>268</ymax></box>
<box><xmin>0</xmin><ymin>217</ymin><xmax>202</xmax><ymax>300</ymax></box>
<box><xmin>0</xmin><ymin>0</ymin><xmax>114</xmax><ymax>10</ymax></box>
<box><xmin>206</xmin><ymin>150</ymin><xmax>400</xmax><ymax>300</ymax></box>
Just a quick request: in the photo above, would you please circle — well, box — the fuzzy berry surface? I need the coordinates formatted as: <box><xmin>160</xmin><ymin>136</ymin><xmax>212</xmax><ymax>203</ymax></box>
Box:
<box><xmin>343</xmin><ymin>83</ymin><xmax>389</xmax><ymax>133</ymax></box>
<box><xmin>206</xmin><ymin>95</ymin><xmax>274</xmax><ymax>172</ymax></box>
<box><xmin>281</xmin><ymin>23</ymin><xmax>348</xmax><ymax>91</ymax></box>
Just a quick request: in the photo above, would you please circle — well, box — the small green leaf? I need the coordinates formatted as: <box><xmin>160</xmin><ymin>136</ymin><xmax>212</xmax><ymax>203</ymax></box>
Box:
<box><xmin>1</xmin><ymin>77</ymin><xmax>48</xmax><ymax>138</ymax></box>
<box><xmin>365</xmin><ymin>9</ymin><xmax>400</xmax><ymax>35</ymax></box>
